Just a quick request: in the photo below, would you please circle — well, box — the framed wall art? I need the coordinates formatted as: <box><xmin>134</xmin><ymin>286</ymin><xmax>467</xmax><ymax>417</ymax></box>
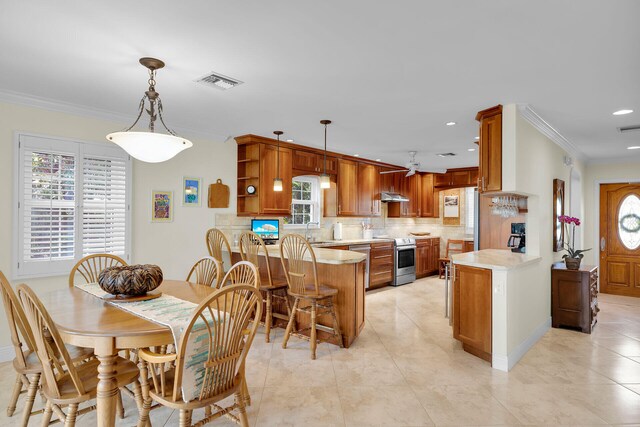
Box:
<box><xmin>182</xmin><ymin>176</ymin><xmax>202</xmax><ymax>206</ymax></box>
<box><xmin>553</xmin><ymin>178</ymin><xmax>565</xmax><ymax>252</ymax></box>
<box><xmin>152</xmin><ymin>190</ymin><xmax>173</xmax><ymax>222</ymax></box>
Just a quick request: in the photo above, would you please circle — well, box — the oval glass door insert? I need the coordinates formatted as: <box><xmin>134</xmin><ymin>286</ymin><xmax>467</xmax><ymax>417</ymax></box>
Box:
<box><xmin>618</xmin><ymin>194</ymin><xmax>640</xmax><ymax>250</ymax></box>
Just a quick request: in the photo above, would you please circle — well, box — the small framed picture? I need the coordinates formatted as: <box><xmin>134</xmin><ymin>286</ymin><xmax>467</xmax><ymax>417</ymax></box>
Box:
<box><xmin>182</xmin><ymin>176</ymin><xmax>202</xmax><ymax>206</ymax></box>
<box><xmin>152</xmin><ymin>191</ymin><xmax>173</xmax><ymax>222</ymax></box>
<box><xmin>444</xmin><ymin>195</ymin><xmax>459</xmax><ymax>218</ymax></box>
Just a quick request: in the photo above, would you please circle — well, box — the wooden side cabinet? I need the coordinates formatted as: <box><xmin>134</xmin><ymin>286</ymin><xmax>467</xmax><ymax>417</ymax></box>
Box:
<box><xmin>453</xmin><ymin>264</ymin><xmax>492</xmax><ymax>362</ymax></box>
<box><xmin>551</xmin><ymin>264</ymin><xmax>599</xmax><ymax>333</ymax></box>
<box><xmin>476</xmin><ymin>105</ymin><xmax>502</xmax><ymax>193</ymax></box>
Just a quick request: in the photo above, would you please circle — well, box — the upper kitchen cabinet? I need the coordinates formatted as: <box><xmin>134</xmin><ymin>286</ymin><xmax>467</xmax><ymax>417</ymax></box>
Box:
<box><xmin>476</xmin><ymin>105</ymin><xmax>502</xmax><ymax>193</ymax></box>
<box><xmin>387</xmin><ymin>174</ymin><xmax>418</xmax><ymax>218</ymax></box>
<box><xmin>357</xmin><ymin>162</ymin><xmax>381</xmax><ymax>216</ymax></box>
<box><xmin>418</xmin><ymin>173</ymin><xmax>439</xmax><ymax>218</ymax></box>
<box><xmin>337</xmin><ymin>159</ymin><xmax>359</xmax><ymax>216</ymax></box>
<box><xmin>379</xmin><ymin>168</ymin><xmax>401</xmax><ymax>193</ymax></box>
<box><xmin>433</xmin><ymin>167</ymin><xmax>479</xmax><ymax>189</ymax></box>
<box><xmin>292</xmin><ymin>149</ymin><xmax>338</xmax><ymax>175</ymax></box>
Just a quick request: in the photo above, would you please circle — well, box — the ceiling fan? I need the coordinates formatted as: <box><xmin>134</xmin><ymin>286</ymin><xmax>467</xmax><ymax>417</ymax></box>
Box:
<box><xmin>379</xmin><ymin>151</ymin><xmax>446</xmax><ymax>177</ymax></box>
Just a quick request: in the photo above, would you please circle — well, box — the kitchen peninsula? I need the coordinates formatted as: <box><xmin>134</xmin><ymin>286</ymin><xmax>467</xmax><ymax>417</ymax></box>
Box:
<box><xmin>451</xmin><ymin>249</ymin><xmax>544</xmax><ymax>371</ymax></box>
<box><xmin>228</xmin><ymin>245</ymin><xmax>367</xmax><ymax>347</ymax></box>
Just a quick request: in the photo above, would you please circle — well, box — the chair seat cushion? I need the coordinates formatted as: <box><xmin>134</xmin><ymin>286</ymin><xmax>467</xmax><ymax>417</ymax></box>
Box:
<box><xmin>288</xmin><ymin>284</ymin><xmax>338</xmax><ymax>299</ymax></box>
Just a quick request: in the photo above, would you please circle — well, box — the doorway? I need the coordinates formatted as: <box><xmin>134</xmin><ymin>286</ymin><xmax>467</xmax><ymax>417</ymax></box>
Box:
<box><xmin>599</xmin><ymin>183</ymin><xmax>640</xmax><ymax>297</ymax></box>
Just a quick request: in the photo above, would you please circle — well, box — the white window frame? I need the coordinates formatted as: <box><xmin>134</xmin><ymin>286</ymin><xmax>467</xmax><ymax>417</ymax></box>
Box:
<box><xmin>284</xmin><ymin>176</ymin><xmax>321</xmax><ymax>229</ymax></box>
<box><xmin>13</xmin><ymin>132</ymin><xmax>132</xmax><ymax>279</ymax></box>
<box><xmin>465</xmin><ymin>187</ymin><xmax>475</xmax><ymax>235</ymax></box>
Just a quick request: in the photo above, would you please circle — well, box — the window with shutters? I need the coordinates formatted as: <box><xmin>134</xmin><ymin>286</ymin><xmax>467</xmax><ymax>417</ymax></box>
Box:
<box><xmin>14</xmin><ymin>134</ymin><xmax>131</xmax><ymax>278</ymax></box>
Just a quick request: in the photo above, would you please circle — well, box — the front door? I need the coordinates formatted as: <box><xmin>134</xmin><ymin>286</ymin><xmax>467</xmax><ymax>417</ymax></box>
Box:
<box><xmin>599</xmin><ymin>183</ymin><xmax>640</xmax><ymax>297</ymax></box>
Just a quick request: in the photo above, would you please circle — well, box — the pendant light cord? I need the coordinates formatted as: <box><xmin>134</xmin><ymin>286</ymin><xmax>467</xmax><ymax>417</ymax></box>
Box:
<box><xmin>323</xmin><ymin>123</ymin><xmax>327</xmax><ymax>174</ymax></box>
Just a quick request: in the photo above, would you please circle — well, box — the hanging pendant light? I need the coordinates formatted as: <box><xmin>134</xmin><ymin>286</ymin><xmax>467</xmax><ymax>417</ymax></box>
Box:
<box><xmin>106</xmin><ymin>57</ymin><xmax>193</xmax><ymax>163</ymax></box>
<box><xmin>273</xmin><ymin>130</ymin><xmax>284</xmax><ymax>192</ymax></box>
<box><xmin>319</xmin><ymin>120</ymin><xmax>332</xmax><ymax>189</ymax></box>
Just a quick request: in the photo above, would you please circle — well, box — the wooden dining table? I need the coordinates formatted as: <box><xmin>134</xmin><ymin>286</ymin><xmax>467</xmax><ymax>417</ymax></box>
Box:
<box><xmin>40</xmin><ymin>280</ymin><xmax>215</xmax><ymax>427</ymax></box>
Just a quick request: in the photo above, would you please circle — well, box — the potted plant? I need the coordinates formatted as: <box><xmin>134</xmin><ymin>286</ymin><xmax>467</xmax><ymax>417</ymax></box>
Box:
<box><xmin>559</xmin><ymin>215</ymin><xmax>590</xmax><ymax>270</ymax></box>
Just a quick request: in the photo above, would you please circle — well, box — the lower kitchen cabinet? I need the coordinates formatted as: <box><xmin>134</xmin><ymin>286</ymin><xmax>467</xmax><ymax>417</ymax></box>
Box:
<box><xmin>370</xmin><ymin>241</ymin><xmax>394</xmax><ymax>288</ymax></box>
<box><xmin>453</xmin><ymin>264</ymin><xmax>492</xmax><ymax>362</ymax></box>
<box><xmin>416</xmin><ymin>237</ymin><xmax>440</xmax><ymax>278</ymax></box>
<box><xmin>551</xmin><ymin>263</ymin><xmax>599</xmax><ymax>333</ymax></box>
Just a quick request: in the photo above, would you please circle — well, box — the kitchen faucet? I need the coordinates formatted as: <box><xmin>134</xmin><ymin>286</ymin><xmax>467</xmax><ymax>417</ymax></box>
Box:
<box><xmin>305</xmin><ymin>221</ymin><xmax>320</xmax><ymax>241</ymax></box>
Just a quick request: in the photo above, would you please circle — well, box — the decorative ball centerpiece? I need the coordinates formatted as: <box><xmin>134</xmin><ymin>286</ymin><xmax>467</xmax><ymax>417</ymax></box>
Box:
<box><xmin>98</xmin><ymin>264</ymin><xmax>163</xmax><ymax>297</ymax></box>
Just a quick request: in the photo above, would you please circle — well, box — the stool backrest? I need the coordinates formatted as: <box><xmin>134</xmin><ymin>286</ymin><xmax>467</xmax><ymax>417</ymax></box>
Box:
<box><xmin>279</xmin><ymin>234</ymin><xmax>319</xmax><ymax>296</ymax></box>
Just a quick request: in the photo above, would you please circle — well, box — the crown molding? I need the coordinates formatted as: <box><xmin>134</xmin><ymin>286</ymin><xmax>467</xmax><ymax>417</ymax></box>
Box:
<box><xmin>0</xmin><ymin>88</ymin><xmax>227</xmax><ymax>142</ymax></box>
<box><xmin>517</xmin><ymin>104</ymin><xmax>585</xmax><ymax>162</ymax></box>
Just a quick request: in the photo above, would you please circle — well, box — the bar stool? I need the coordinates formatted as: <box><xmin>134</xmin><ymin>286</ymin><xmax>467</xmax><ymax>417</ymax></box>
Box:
<box><xmin>206</xmin><ymin>228</ymin><xmax>232</xmax><ymax>273</ymax></box>
<box><xmin>279</xmin><ymin>234</ymin><xmax>343</xmax><ymax>360</ymax></box>
<box><xmin>239</xmin><ymin>231</ymin><xmax>291</xmax><ymax>343</ymax></box>
<box><xmin>438</xmin><ymin>239</ymin><xmax>465</xmax><ymax>279</ymax></box>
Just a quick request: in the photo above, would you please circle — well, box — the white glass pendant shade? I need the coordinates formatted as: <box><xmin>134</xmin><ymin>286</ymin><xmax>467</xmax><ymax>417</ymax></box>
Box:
<box><xmin>107</xmin><ymin>131</ymin><xmax>193</xmax><ymax>163</ymax></box>
<box><xmin>319</xmin><ymin>174</ymin><xmax>331</xmax><ymax>189</ymax></box>
<box><xmin>273</xmin><ymin>178</ymin><xmax>283</xmax><ymax>192</ymax></box>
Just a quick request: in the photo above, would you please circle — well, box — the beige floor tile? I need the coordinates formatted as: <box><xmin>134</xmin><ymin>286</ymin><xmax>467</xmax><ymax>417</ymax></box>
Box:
<box><xmin>265</xmin><ymin>357</ymin><xmax>337</xmax><ymax>387</ymax></box>
<box><xmin>622</xmin><ymin>383</ymin><xmax>640</xmax><ymax>395</ymax></box>
<box><xmin>393</xmin><ymin>355</ymin><xmax>479</xmax><ymax>386</ymax></box>
<box><xmin>256</xmin><ymin>386</ymin><xmax>344</xmax><ymax>426</ymax></box>
<box><xmin>571</xmin><ymin>354</ymin><xmax>640</xmax><ymax>383</ymax></box>
<box><xmin>554</xmin><ymin>383</ymin><xmax>640</xmax><ymax>425</ymax></box>
<box><xmin>411</xmin><ymin>384</ymin><xmax>520</xmax><ymax>426</ymax></box>
<box><xmin>338</xmin><ymin>385</ymin><xmax>433</xmax><ymax>426</ymax></box>
<box><xmin>331</xmin><ymin>351</ymin><xmax>407</xmax><ymax>387</ymax></box>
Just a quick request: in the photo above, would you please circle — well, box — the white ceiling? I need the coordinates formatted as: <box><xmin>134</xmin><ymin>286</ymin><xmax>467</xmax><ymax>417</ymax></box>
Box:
<box><xmin>1</xmin><ymin>0</ymin><xmax>639</xmax><ymax>169</ymax></box>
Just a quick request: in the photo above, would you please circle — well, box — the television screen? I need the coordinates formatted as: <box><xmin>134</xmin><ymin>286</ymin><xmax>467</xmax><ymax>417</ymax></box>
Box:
<box><xmin>251</xmin><ymin>219</ymin><xmax>280</xmax><ymax>241</ymax></box>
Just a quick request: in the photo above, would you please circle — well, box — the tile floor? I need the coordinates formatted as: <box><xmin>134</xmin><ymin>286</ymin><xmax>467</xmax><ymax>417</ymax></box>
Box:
<box><xmin>1</xmin><ymin>276</ymin><xmax>640</xmax><ymax>426</ymax></box>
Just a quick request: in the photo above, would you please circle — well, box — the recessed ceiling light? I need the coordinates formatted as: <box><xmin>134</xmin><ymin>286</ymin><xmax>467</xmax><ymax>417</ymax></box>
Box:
<box><xmin>445</xmin><ymin>121</ymin><xmax>456</xmax><ymax>126</ymax></box>
<box><xmin>627</xmin><ymin>146</ymin><xmax>640</xmax><ymax>150</ymax></box>
<box><xmin>468</xmin><ymin>148</ymin><xmax>476</xmax><ymax>152</ymax></box>
<box><xmin>286</xmin><ymin>139</ymin><xmax>294</xmax><ymax>142</ymax></box>
<box><xmin>375</xmin><ymin>158</ymin><xmax>381</xmax><ymax>162</ymax></box>
<box><xmin>613</xmin><ymin>109</ymin><xmax>634</xmax><ymax>116</ymax></box>
<box><xmin>354</xmin><ymin>154</ymin><xmax>360</xmax><ymax>157</ymax></box>
<box><xmin>474</xmin><ymin>136</ymin><xmax>480</xmax><ymax>140</ymax></box>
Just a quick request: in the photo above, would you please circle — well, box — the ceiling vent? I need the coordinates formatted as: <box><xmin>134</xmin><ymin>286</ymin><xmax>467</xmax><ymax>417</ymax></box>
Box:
<box><xmin>195</xmin><ymin>71</ymin><xmax>243</xmax><ymax>90</ymax></box>
<box><xmin>437</xmin><ymin>152</ymin><xmax>457</xmax><ymax>157</ymax></box>
<box><xmin>618</xmin><ymin>124</ymin><xmax>640</xmax><ymax>133</ymax></box>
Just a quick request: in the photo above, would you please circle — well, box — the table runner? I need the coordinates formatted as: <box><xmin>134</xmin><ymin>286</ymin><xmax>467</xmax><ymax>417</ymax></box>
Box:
<box><xmin>75</xmin><ymin>283</ymin><xmax>219</xmax><ymax>401</ymax></box>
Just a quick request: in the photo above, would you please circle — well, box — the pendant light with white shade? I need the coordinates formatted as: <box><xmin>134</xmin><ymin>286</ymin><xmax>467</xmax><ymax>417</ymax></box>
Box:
<box><xmin>106</xmin><ymin>57</ymin><xmax>193</xmax><ymax>163</ymax></box>
<box><xmin>319</xmin><ymin>120</ymin><xmax>332</xmax><ymax>189</ymax></box>
<box><xmin>273</xmin><ymin>130</ymin><xmax>284</xmax><ymax>192</ymax></box>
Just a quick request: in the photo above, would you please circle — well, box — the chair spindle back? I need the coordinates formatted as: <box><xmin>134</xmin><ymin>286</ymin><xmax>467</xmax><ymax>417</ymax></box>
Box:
<box><xmin>205</xmin><ymin>228</ymin><xmax>231</xmax><ymax>271</ymax></box>
<box><xmin>186</xmin><ymin>257</ymin><xmax>223</xmax><ymax>288</ymax></box>
<box><xmin>279</xmin><ymin>234</ymin><xmax>319</xmax><ymax>296</ymax></box>
<box><xmin>239</xmin><ymin>231</ymin><xmax>274</xmax><ymax>286</ymax></box>
<box><xmin>0</xmin><ymin>271</ymin><xmax>36</xmax><ymax>371</ymax></box>
<box><xmin>68</xmin><ymin>254</ymin><xmax>127</xmax><ymax>287</ymax></box>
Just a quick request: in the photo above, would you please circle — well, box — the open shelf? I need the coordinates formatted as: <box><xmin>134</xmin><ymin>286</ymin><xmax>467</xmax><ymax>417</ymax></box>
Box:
<box><xmin>237</xmin><ymin>176</ymin><xmax>259</xmax><ymax>180</ymax></box>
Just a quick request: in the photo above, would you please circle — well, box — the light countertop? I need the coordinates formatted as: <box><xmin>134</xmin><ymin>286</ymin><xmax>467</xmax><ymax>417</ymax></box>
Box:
<box><xmin>451</xmin><ymin>249</ymin><xmax>541</xmax><ymax>271</ymax></box>
<box><xmin>309</xmin><ymin>235</ymin><xmax>441</xmax><ymax>247</ymax></box>
<box><xmin>227</xmin><ymin>245</ymin><xmax>366</xmax><ymax>265</ymax></box>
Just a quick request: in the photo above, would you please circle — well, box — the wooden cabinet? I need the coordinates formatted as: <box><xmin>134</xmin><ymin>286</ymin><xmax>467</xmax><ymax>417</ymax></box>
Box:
<box><xmin>416</xmin><ymin>238</ymin><xmax>440</xmax><ymax>278</ymax></box>
<box><xmin>463</xmin><ymin>240</ymin><xmax>475</xmax><ymax>253</ymax></box>
<box><xmin>433</xmin><ymin>167</ymin><xmax>479</xmax><ymax>189</ymax></box>
<box><xmin>357</xmin><ymin>163</ymin><xmax>381</xmax><ymax>216</ymax></box>
<box><xmin>260</xmin><ymin>144</ymin><xmax>293</xmax><ymax>215</ymax></box>
<box><xmin>418</xmin><ymin>173</ymin><xmax>439</xmax><ymax>218</ymax></box>
<box><xmin>379</xmin><ymin>169</ymin><xmax>401</xmax><ymax>193</ymax></box>
<box><xmin>387</xmin><ymin>175</ymin><xmax>418</xmax><ymax>218</ymax></box>
<box><xmin>337</xmin><ymin>159</ymin><xmax>359</xmax><ymax>216</ymax></box>
<box><xmin>453</xmin><ymin>264</ymin><xmax>492</xmax><ymax>362</ymax></box>
<box><xmin>551</xmin><ymin>264</ymin><xmax>599</xmax><ymax>333</ymax></box>
<box><xmin>476</xmin><ymin>105</ymin><xmax>502</xmax><ymax>193</ymax></box>
<box><xmin>293</xmin><ymin>149</ymin><xmax>337</xmax><ymax>175</ymax></box>
<box><xmin>370</xmin><ymin>241</ymin><xmax>394</xmax><ymax>288</ymax></box>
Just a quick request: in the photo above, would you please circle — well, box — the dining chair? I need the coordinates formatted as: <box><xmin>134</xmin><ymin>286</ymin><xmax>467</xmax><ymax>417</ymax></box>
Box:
<box><xmin>279</xmin><ymin>234</ymin><xmax>343</xmax><ymax>360</ymax></box>
<box><xmin>186</xmin><ymin>256</ymin><xmax>223</xmax><ymax>287</ymax></box>
<box><xmin>221</xmin><ymin>261</ymin><xmax>260</xmax><ymax>288</ymax></box>
<box><xmin>0</xmin><ymin>271</ymin><xmax>95</xmax><ymax>426</ymax></box>
<box><xmin>17</xmin><ymin>284</ymin><xmax>143</xmax><ymax>427</ymax></box>
<box><xmin>438</xmin><ymin>239</ymin><xmax>465</xmax><ymax>279</ymax></box>
<box><xmin>136</xmin><ymin>284</ymin><xmax>262</xmax><ymax>427</ymax></box>
<box><xmin>239</xmin><ymin>231</ymin><xmax>291</xmax><ymax>343</ymax></box>
<box><xmin>205</xmin><ymin>228</ymin><xmax>232</xmax><ymax>272</ymax></box>
<box><xmin>68</xmin><ymin>253</ymin><xmax>128</xmax><ymax>287</ymax></box>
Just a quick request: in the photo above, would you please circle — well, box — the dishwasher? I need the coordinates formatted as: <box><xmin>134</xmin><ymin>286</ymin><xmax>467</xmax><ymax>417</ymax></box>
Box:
<box><xmin>348</xmin><ymin>245</ymin><xmax>371</xmax><ymax>289</ymax></box>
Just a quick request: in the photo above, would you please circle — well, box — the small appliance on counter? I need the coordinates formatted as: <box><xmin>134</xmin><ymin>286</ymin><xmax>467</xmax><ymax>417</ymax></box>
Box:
<box><xmin>333</xmin><ymin>222</ymin><xmax>343</xmax><ymax>240</ymax></box>
<box><xmin>507</xmin><ymin>222</ymin><xmax>526</xmax><ymax>253</ymax></box>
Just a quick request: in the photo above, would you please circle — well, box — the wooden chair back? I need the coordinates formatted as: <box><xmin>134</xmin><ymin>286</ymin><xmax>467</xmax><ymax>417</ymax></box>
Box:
<box><xmin>17</xmin><ymin>284</ymin><xmax>87</xmax><ymax>400</ymax></box>
<box><xmin>68</xmin><ymin>254</ymin><xmax>127</xmax><ymax>287</ymax></box>
<box><xmin>221</xmin><ymin>261</ymin><xmax>259</xmax><ymax>289</ymax></box>
<box><xmin>446</xmin><ymin>239</ymin><xmax>465</xmax><ymax>258</ymax></box>
<box><xmin>205</xmin><ymin>228</ymin><xmax>231</xmax><ymax>271</ymax></box>
<box><xmin>172</xmin><ymin>284</ymin><xmax>262</xmax><ymax>403</ymax></box>
<box><xmin>0</xmin><ymin>271</ymin><xmax>36</xmax><ymax>371</ymax></box>
<box><xmin>239</xmin><ymin>231</ymin><xmax>274</xmax><ymax>286</ymax></box>
<box><xmin>279</xmin><ymin>234</ymin><xmax>319</xmax><ymax>296</ymax></box>
<box><xmin>186</xmin><ymin>257</ymin><xmax>223</xmax><ymax>288</ymax></box>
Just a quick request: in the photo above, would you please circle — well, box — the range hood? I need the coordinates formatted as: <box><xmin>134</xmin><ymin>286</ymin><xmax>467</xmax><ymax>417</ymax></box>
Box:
<box><xmin>380</xmin><ymin>192</ymin><xmax>410</xmax><ymax>202</ymax></box>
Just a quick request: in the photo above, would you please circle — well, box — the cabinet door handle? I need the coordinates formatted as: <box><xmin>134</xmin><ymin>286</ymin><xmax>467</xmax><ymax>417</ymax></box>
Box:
<box><xmin>600</xmin><ymin>237</ymin><xmax>606</xmax><ymax>252</ymax></box>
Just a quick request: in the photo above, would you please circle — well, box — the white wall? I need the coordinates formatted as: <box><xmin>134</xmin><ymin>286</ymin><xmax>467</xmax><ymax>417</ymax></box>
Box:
<box><xmin>0</xmin><ymin>101</ymin><xmax>235</xmax><ymax>351</ymax></box>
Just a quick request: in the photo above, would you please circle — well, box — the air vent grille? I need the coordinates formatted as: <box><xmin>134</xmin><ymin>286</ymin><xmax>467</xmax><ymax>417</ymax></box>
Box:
<box><xmin>618</xmin><ymin>124</ymin><xmax>640</xmax><ymax>133</ymax></box>
<box><xmin>437</xmin><ymin>152</ymin><xmax>457</xmax><ymax>157</ymax></box>
<box><xmin>195</xmin><ymin>71</ymin><xmax>243</xmax><ymax>90</ymax></box>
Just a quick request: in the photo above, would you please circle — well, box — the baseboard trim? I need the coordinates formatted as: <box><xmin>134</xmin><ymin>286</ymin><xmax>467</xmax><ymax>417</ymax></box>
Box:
<box><xmin>0</xmin><ymin>345</ymin><xmax>14</xmax><ymax>363</ymax></box>
<box><xmin>492</xmin><ymin>317</ymin><xmax>551</xmax><ymax>372</ymax></box>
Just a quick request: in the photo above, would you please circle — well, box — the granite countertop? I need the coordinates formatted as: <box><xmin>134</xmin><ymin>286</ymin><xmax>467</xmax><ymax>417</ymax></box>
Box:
<box><xmin>451</xmin><ymin>249</ymin><xmax>541</xmax><ymax>271</ymax></box>
<box><xmin>309</xmin><ymin>236</ymin><xmax>441</xmax><ymax>247</ymax></box>
<box><xmin>227</xmin><ymin>245</ymin><xmax>366</xmax><ymax>265</ymax></box>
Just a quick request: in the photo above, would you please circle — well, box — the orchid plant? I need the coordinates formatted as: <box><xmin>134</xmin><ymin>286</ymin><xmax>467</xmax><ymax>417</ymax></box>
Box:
<box><xmin>558</xmin><ymin>215</ymin><xmax>591</xmax><ymax>259</ymax></box>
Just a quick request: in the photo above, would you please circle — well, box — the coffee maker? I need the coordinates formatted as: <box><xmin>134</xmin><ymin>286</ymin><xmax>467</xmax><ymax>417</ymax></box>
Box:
<box><xmin>507</xmin><ymin>222</ymin><xmax>526</xmax><ymax>253</ymax></box>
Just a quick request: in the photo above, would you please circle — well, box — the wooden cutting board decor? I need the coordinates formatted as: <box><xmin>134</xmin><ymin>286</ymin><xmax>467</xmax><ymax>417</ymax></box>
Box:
<box><xmin>208</xmin><ymin>179</ymin><xmax>230</xmax><ymax>208</ymax></box>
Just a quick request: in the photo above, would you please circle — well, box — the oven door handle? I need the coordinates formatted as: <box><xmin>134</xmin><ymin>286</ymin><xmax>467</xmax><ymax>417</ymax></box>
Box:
<box><xmin>396</xmin><ymin>245</ymin><xmax>416</xmax><ymax>250</ymax></box>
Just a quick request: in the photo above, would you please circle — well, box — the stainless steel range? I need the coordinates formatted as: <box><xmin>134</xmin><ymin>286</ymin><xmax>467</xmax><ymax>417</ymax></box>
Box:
<box><xmin>393</xmin><ymin>237</ymin><xmax>416</xmax><ymax>286</ymax></box>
